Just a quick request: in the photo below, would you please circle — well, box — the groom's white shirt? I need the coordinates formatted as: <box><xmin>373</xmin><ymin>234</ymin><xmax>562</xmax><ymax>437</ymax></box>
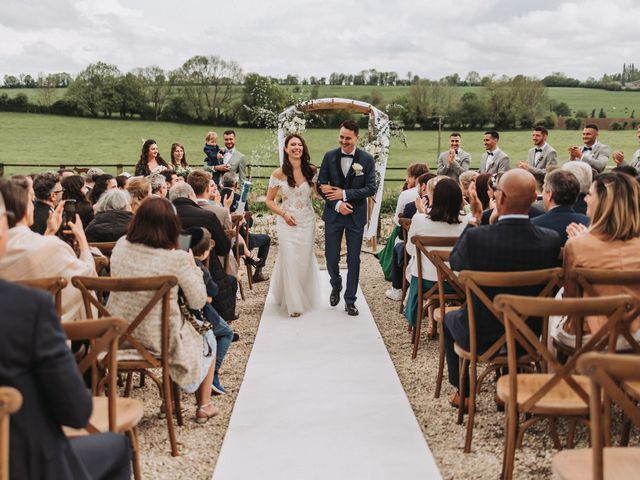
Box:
<box><xmin>335</xmin><ymin>148</ymin><xmax>357</xmax><ymax>212</ymax></box>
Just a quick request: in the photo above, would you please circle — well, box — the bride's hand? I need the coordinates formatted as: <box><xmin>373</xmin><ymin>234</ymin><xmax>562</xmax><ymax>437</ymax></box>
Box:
<box><xmin>283</xmin><ymin>212</ymin><xmax>297</xmax><ymax>226</ymax></box>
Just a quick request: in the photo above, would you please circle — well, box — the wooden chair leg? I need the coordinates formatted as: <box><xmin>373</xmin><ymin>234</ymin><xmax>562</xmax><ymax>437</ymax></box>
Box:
<box><xmin>464</xmin><ymin>360</ymin><xmax>477</xmax><ymax>453</ymax></box>
<box><xmin>411</xmin><ymin>310</ymin><xmax>422</xmax><ymax>359</ymax></box>
<box><xmin>502</xmin><ymin>405</ymin><xmax>518</xmax><ymax>480</ymax></box>
<box><xmin>127</xmin><ymin>427</ymin><xmax>142</xmax><ymax>480</ymax></box>
<box><xmin>172</xmin><ymin>382</ymin><xmax>184</xmax><ymax>427</ymax></box>
<box><xmin>138</xmin><ymin>372</ymin><xmax>146</xmax><ymax>388</ymax></box>
<box><xmin>457</xmin><ymin>358</ymin><xmax>468</xmax><ymax>425</ymax></box>
<box><xmin>434</xmin><ymin>323</ymin><xmax>445</xmax><ymax>399</ymax></box>
<box><xmin>549</xmin><ymin>417</ymin><xmax>563</xmax><ymax>450</ymax></box>
<box><xmin>124</xmin><ymin>373</ymin><xmax>133</xmax><ymax>397</ymax></box>
<box><xmin>246</xmin><ymin>263</ymin><xmax>253</xmax><ymax>290</ymax></box>
<box><xmin>163</xmin><ymin>378</ymin><xmax>179</xmax><ymax>456</ymax></box>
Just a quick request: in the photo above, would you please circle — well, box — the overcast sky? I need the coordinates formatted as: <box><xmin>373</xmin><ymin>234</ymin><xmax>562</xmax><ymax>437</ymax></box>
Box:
<box><xmin>1</xmin><ymin>0</ymin><xmax>639</xmax><ymax>81</ymax></box>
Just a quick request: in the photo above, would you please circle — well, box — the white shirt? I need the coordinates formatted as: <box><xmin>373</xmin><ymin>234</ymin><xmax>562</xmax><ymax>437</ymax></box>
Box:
<box><xmin>394</xmin><ymin>186</ymin><xmax>419</xmax><ymax>226</ymax></box>
<box><xmin>335</xmin><ymin>148</ymin><xmax>357</xmax><ymax>212</ymax></box>
<box><xmin>533</xmin><ymin>143</ymin><xmax>546</xmax><ymax>165</ymax></box>
<box><xmin>223</xmin><ymin>148</ymin><xmax>234</xmax><ymax>165</ymax></box>
<box><xmin>486</xmin><ymin>148</ymin><xmax>499</xmax><ymax>169</ymax></box>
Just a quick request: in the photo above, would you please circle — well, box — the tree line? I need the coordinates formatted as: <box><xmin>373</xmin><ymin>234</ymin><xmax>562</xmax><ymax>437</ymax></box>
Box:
<box><xmin>0</xmin><ymin>56</ymin><xmax>636</xmax><ymax>130</ymax></box>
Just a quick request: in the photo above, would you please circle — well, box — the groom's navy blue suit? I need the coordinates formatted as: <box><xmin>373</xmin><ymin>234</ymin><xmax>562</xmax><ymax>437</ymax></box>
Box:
<box><xmin>317</xmin><ymin>147</ymin><xmax>376</xmax><ymax>305</ymax></box>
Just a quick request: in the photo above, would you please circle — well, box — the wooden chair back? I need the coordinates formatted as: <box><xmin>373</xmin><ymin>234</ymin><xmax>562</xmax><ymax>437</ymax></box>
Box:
<box><xmin>0</xmin><ymin>387</ymin><xmax>22</xmax><ymax>480</ymax></box>
<box><xmin>16</xmin><ymin>277</ymin><xmax>67</xmax><ymax>318</ymax></box>
<box><xmin>88</xmin><ymin>241</ymin><xmax>117</xmax><ymax>258</ymax></box>
<box><xmin>63</xmin><ymin>317</ymin><xmax>128</xmax><ymax>432</ymax></box>
<box><xmin>577</xmin><ymin>352</ymin><xmax>640</xmax><ymax>480</ymax></box>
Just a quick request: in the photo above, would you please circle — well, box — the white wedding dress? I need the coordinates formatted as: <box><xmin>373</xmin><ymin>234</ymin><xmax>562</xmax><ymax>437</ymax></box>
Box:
<box><xmin>268</xmin><ymin>175</ymin><xmax>321</xmax><ymax>316</ymax></box>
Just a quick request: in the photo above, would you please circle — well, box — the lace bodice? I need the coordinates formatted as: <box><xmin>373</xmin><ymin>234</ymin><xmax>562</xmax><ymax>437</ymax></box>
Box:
<box><xmin>268</xmin><ymin>175</ymin><xmax>315</xmax><ymax>213</ymax></box>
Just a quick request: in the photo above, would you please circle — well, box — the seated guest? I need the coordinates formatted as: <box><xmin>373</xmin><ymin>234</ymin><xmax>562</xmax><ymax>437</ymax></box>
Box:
<box><xmin>532</xmin><ymin>169</ymin><xmax>590</xmax><ymax>245</ymax></box>
<box><xmin>474</xmin><ymin>173</ymin><xmax>492</xmax><ymax>211</ymax></box>
<box><xmin>147</xmin><ymin>173</ymin><xmax>168</xmax><ymax>198</ymax></box>
<box><xmin>107</xmin><ymin>197</ymin><xmax>219</xmax><ymax>422</ymax></box>
<box><xmin>443</xmin><ymin>169</ymin><xmax>562</xmax><ymax>407</ymax></box>
<box><xmin>552</xmin><ymin>172</ymin><xmax>640</xmax><ymax>348</ymax></box>
<box><xmin>161</xmin><ymin>169</ymin><xmax>182</xmax><ymax>189</ymax></box>
<box><xmin>187</xmin><ymin>170</ymin><xmax>231</xmax><ymax>230</ymax></box>
<box><xmin>459</xmin><ymin>170</ymin><xmax>479</xmax><ymax>205</ymax></box>
<box><xmin>31</xmin><ymin>172</ymin><xmax>63</xmax><ymax>234</ymax></box>
<box><xmin>84</xmin><ymin>167</ymin><xmax>105</xmax><ymax>194</ymax></box>
<box><xmin>562</xmin><ymin>156</ymin><xmax>593</xmax><ymax>215</ymax></box>
<box><xmin>61</xmin><ymin>174</ymin><xmax>94</xmax><ymax>227</ymax></box>
<box><xmin>89</xmin><ymin>174</ymin><xmax>116</xmax><ymax>205</ymax></box>
<box><xmin>220</xmin><ymin>172</ymin><xmax>271</xmax><ymax>283</ymax></box>
<box><xmin>85</xmin><ymin>189</ymin><xmax>134</xmax><ymax>243</ymax></box>
<box><xmin>611</xmin><ymin>164</ymin><xmax>639</xmax><ymax>177</ymax></box>
<box><xmin>393</xmin><ymin>163</ymin><xmax>430</xmax><ymax>226</ymax></box>
<box><xmin>125</xmin><ymin>177</ymin><xmax>151</xmax><ymax>214</ymax></box>
<box><xmin>115</xmin><ymin>173</ymin><xmax>131</xmax><ymax>189</ymax></box>
<box><xmin>404</xmin><ymin>178</ymin><xmax>471</xmax><ymax>328</ymax></box>
<box><xmin>480</xmin><ymin>172</ymin><xmax>544</xmax><ymax>224</ymax></box>
<box><xmin>0</xmin><ymin>191</ymin><xmax>131</xmax><ymax>480</ymax></box>
<box><xmin>0</xmin><ymin>180</ymin><xmax>96</xmax><ymax>323</ymax></box>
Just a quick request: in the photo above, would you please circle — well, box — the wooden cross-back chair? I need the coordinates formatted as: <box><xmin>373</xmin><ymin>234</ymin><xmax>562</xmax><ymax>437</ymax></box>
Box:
<box><xmin>16</xmin><ymin>277</ymin><xmax>67</xmax><ymax>318</ymax></box>
<box><xmin>494</xmin><ymin>294</ymin><xmax>636</xmax><ymax>480</ymax></box>
<box><xmin>0</xmin><ymin>387</ymin><xmax>22</xmax><ymax>480</ymax></box>
<box><xmin>88</xmin><ymin>241</ymin><xmax>117</xmax><ymax>258</ymax></box>
<box><xmin>411</xmin><ymin>235</ymin><xmax>461</xmax><ymax>359</ymax></box>
<box><xmin>62</xmin><ymin>317</ymin><xmax>143</xmax><ymax>480</ymax></box>
<box><xmin>226</xmin><ymin>213</ymin><xmax>245</xmax><ymax>300</ymax></box>
<box><xmin>71</xmin><ymin>275</ymin><xmax>183</xmax><ymax>456</ymax></box>
<box><xmin>242</xmin><ymin>211</ymin><xmax>254</xmax><ymax>289</ymax></box>
<box><xmin>398</xmin><ymin>217</ymin><xmax>412</xmax><ymax>314</ymax></box>
<box><xmin>455</xmin><ymin>268</ymin><xmax>564</xmax><ymax>453</ymax></box>
<box><xmin>552</xmin><ymin>353</ymin><xmax>640</xmax><ymax>480</ymax></box>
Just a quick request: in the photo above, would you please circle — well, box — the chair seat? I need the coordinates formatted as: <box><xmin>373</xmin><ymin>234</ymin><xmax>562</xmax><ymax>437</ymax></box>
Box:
<box><xmin>433</xmin><ymin>306</ymin><xmax>461</xmax><ymax>322</ymax></box>
<box><xmin>496</xmin><ymin>374</ymin><xmax>590</xmax><ymax>415</ymax></box>
<box><xmin>552</xmin><ymin>446</ymin><xmax>640</xmax><ymax>480</ymax></box>
<box><xmin>64</xmin><ymin>396</ymin><xmax>144</xmax><ymax>437</ymax></box>
<box><xmin>623</xmin><ymin>380</ymin><xmax>640</xmax><ymax>400</ymax></box>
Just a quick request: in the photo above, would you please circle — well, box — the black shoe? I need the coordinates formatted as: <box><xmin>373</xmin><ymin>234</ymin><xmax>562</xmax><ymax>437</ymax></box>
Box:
<box><xmin>244</xmin><ymin>255</ymin><xmax>262</xmax><ymax>268</ymax></box>
<box><xmin>345</xmin><ymin>304</ymin><xmax>359</xmax><ymax>316</ymax></box>
<box><xmin>252</xmin><ymin>271</ymin><xmax>269</xmax><ymax>283</ymax></box>
<box><xmin>330</xmin><ymin>289</ymin><xmax>340</xmax><ymax>307</ymax></box>
<box><xmin>232</xmin><ymin>331</ymin><xmax>240</xmax><ymax>342</ymax></box>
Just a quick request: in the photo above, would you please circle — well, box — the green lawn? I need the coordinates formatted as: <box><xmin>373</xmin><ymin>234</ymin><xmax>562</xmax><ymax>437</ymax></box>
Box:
<box><xmin>1</xmin><ymin>112</ymin><xmax>638</xmax><ymax>192</ymax></box>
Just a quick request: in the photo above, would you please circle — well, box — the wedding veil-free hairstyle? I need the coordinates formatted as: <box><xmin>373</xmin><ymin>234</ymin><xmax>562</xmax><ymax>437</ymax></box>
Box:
<box><xmin>126</xmin><ymin>197</ymin><xmax>180</xmax><ymax>249</ymax></box>
<box><xmin>282</xmin><ymin>134</ymin><xmax>314</xmax><ymax>188</ymax></box>
<box><xmin>170</xmin><ymin>142</ymin><xmax>188</xmax><ymax>168</ymax></box>
<box><xmin>589</xmin><ymin>172</ymin><xmax>640</xmax><ymax>241</ymax></box>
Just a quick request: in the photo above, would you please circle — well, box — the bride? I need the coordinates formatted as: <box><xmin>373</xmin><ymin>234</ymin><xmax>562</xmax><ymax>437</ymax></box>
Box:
<box><xmin>266</xmin><ymin>133</ymin><xmax>321</xmax><ymax>317</ymax></box>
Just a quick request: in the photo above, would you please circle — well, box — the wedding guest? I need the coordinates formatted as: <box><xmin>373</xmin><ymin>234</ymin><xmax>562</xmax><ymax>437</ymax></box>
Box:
<box><xmin>404</xmin><ymin>178</ymin><xmax>470</xmax><ymax>328</ymax></box>
<box><xmin>567</xmin><ymin>124</ymin><xmax>611</xmax><ymax>173</ymax></box>
<box><xmin>459</xmin><ymin>170</ymin><xmax>479</xmax><ymax>211</ymax></box>
<box><xmin>61</xmin><ymin>174</ymin><xmax>94</xmax><ymax>227</ymax></box>
<box><xmin>134</xmin><ymin>139</ymin><xmax>169</xmax><ymax>176</ymax></box>
<box><xmin>479</xmin><ymin>130</ymin><xmax>510</xmax><ymax>174</ymax></box>
<box><xmin>612</xmin><ymin>125</ymin><xmax>640</xmax><ymax>171</ymax></box>
<box><xmin>561</xmin><ymin>160</ymin><xmax>592</xmax><ymax>215</ymax></box>
<box><xmin>147</xmin><ymin>173</ymin><xmax>168</xmax><ymax>198</ymax></box>
<box><xmin>126</xmin><ymin>177</ymin><xmax>152</xmax><ymax>214</ymax></box>
<box><xmin>203</xmin><ymin>132</ymin><xmax>225</xmax><ymax>185</ymax></box>
<box><xmin>89</xmin><ymin>173</ymin><xmax>116</xmax><ymax>205</ymax></box>
<box><xmin>170</xmin><ymin>142</ymin><xmax>188</xmax><ymax>169</ymax></box>
<box><xmin>221</xmin><ymin>130</ymin><xmax>247</xmax><ymax>185</ymax></box>
<box><xmin>436</xmin><ymin>133</ymin><xmax>471</xmax><ymax>182</ymax></box>
<box><xmin>553</xmin><ymin>172</ymin><xmax>640</xmax><ymax>348</ymax></box>
<box><xmin>0</xmin><ymin>179</ymin><xmax>97</xmax><ymax>323</ymax></box>
<box><xmin>161</xmin><ymin>169</ymin><xmax>182</xmax><ymax>189</ymax></box>
<box><xmin>401</xmin><ymin>172</ymin><xmax>437</xmax><ymax>219</ymax></box>
<box><xmin>85</xmin><ymin>189</ymin><xmax>134</xmax><ymax>243</ymax></box>
<box><xmin>31</xmin><ymin>172</ymin><xmax>63</xmax><ymax>234</ymax></box>
<box><xmin>612</xmin><ymin>164</ymin><xmax>638</xmax><ymax>177</ymax></box>
<box><xmin>393</xmin><ymin>163</ymin><xmax>430</xmax><ymax>226</ymax></box>
<box><xmin>84</xmin><ymin>167</ymin><xmax>105</xmax><ymax>195</ymax></box>
<box><xmin>532</xmin><ymin>169</ymin><xmax>589</xmax><ymax>245</ymax></box>
<box><xmin>474</xmin><ymin>173</ymin><xmax>492</xmax><ymax>211</ymax></box>
<box><xmin>57</xmin><ymin>168</ymin><xmax>75</xmax><ymax>179</ymax></box>
<box><xmin>115</xmin><ymin>173</ymin><xmax>131</xmax><ymax>189</ymax></box>
<box><xmin>107</xmin><ymin>197</ymin><xmax>219</xmax><ymax>422</ymax></box>
<box><xmin>518</xmin><ymin>125</ymin><xmax>558</xmax><ymax>176</ymax></box>
<box><xmin>0</xmin><ymin>190</ymin><xmax>131</xmax><ymax>480</ymax></box>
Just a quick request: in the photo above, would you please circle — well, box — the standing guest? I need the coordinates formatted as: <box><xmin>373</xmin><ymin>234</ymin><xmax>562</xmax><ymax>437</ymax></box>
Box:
<box><xmin>221</xmin><ymin>130</ymin><xmax>247</xmax><ymax>186</ymax></box>
<box><xmin>61</xmin><ymin>174</ymin><xmax>94</xmax><ymax>227</ymax></box>
<box><xmin>437</xmin><ymin>133</ymin><xmax>471</xmax><ymax>182</ymax></box>
<box><xmin>443</xmin><ymin>169</ymin><xmax>561</xmax><ymax>407</ymax></box>
<box><xmin>107</xmin><ymin>197</ymin><xmax>219</xmax><ymax>422</ymax></box>
<box><xmin>85</xmin><ymin>189</ymin><xmax>134</xmax><ymax>243</ymax></box>
<box><xmin>568</xmin><ymin>123</ymin><xmax>610</xmax><ymax>173</ymax></box>
<box><xmin>203</xmin><ymin>132</ymin><xmax>226</xmax><ymax>186</ymax></box>
<box><xmin>170</xmin><ymin>142</ymin><xmax>188</xmax><ymax>169</ymax></box>
<box><xmin>147</xmin><ymin>173</ymin><xmax>168</xmax><ymax>198</ymax></box>
<box><xmin>519</xmin><ymin>125</ymin><xmax>558</xmax><ymax>176</ymax></box>
<box><xmin>89</xmin><ymin>173</ymin><xmax>116</xmax><ymax>205</ymax></box>
<box><xmin>561</xmin><ymin>161</ymin><xmax>592</xmax><ymax>215</ymax></box>
<box><xmin>532</xmin><ymin>169</ymin><xmax>590</xmax><ymax>245</ymax></box>
<box><xmin>31</xmin><ymin>172</ymin><xmax>63</xmax><ymax>235</ymax></box>
<box><xmin>126</xmin><ymin>177</ymin><xmax>151</xmax><ymax>214</ymax></box>
<box><xmin>612</xmin><ymin>124</ymin><xmax>640</xmax><ymax>171</ymax></box>
<box><xmin>134</xmin><ymin>139</ymin><xmax>169</xmax><ymax>176</ymax></box>
<box><xmin>0</xmin><ymin>191</ymin><xmax>132</xmax><ymax>480</ymax></box>
<box><xmin>479</xmin><ymin>130</ymin><xmax>510</xmax><ymax>174</ymax></box>
<box><xmin>0</xmin><ymin>179</ymin><xmax>97</xmax><ymax>323</ymax></box>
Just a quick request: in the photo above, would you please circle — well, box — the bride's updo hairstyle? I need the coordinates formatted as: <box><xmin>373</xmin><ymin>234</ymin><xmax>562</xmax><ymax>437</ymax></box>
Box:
<box><xmin>282</xmin><ymin>134</ymin><xmax>315</xmax><ymax>188</ymax></box>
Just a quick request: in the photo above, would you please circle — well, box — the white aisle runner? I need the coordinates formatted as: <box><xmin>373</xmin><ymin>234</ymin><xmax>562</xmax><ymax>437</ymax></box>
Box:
<box><xmin>212</xmin><ymin>270</ymin><xmax>442</xmax><ymax>480</ymax></box>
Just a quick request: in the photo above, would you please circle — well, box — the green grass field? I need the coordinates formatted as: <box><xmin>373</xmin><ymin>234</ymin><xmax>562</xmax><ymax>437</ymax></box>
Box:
<box><xmin>1</xmin><ymin>112</ymin><xmax>638</xmax><ymax>192</ymax></box>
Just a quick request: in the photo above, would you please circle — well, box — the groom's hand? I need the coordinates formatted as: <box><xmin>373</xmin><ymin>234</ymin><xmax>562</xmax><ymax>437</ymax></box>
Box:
<box><xmin>324</xmin><ymin>186</ymin><xmax>344</xmax><ymax>201</ymax></box>
<box><xmin>338</xmin><ymin>202</ymin><xmax>353</xmax><ymax>215</ymax></box>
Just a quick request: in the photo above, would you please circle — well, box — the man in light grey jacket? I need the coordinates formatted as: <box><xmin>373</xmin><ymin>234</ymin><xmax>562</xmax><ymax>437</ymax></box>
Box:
<box><xmin>479</xmin><ymin>130</ymin><xmax>510</xmax><ymax>174</ymax></box>
<box><xmin>612</xmin><ymin>124</ymin><xmax>640</xmax><ymax>172</ymax></box>
<box><xmin>518</xmin><ymin>125</ymin><xmax>557</xmax><ymax>176</ymax></box>
<box><xmin>222</xmin><ymin>130</ymin><xmax>247</xmax><ymax>185</ymax></box>
<box><xmin>436</xmin><ymin>132</ymin><xmax>471</xmax><ymax>182</ymax></box>
<box><xmin>567</xmin><ymin>123</ymin><xmax>610</xmax><ymax>173</ymax></box>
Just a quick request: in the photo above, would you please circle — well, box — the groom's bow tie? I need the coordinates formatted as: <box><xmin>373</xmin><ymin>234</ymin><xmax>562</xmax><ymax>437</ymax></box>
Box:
<box><xmin>341</xmin><ymin>153</ymin><xmax>354</xmax><ymax>159</ymax></box>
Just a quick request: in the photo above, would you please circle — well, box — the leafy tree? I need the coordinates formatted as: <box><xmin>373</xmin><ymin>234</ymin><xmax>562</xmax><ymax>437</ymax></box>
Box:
<box><xmin>3</xmin><ymin>75</ymin><xmax>20</xmax><ymax>88</ymax></box>
<box><xmin>552</xmin><ymin>101</ymin><xmax>571</xmax><ymax>117</ymax></box>
<box><xmin>133</xmin><ymin>66</ymin><xmax>172</xmax><ymax>120</ymax></box>
<box><xmin>115</xmin><ymin>73</ymin><xmax>146</xmax><ymax>118</ymax></box>
<box><xmin>450</xmin><ymin>92</ymin><xmax>489</xmax><ymax>129</ymax></box>
<box><xmin>241</xmin><ymin>73</ymin><xmax>290</xmax><ymax>128</ymax></box>
<box><xmin>486</xmin><ymin>75</ymin><xmax>548</xmax><ymax>129</ymax></box>
<box><xmin>66</xmin><ymin>62</ymin><xmax>121</xmax><ymax>117</ymax></box>
<box><xmin>598</xmin><ymin>107</ymin><xmax>607</xmax><ymax>118</ymax></box>
<box><xmin>464</xmin><ymin>71</ymin><xmax>481</xmax><ymax>86</ymax></box>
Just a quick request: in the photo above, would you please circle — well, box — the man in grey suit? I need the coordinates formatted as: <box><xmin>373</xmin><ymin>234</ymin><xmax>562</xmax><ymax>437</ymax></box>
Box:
<box><xmin>518</xmin><ymin>125</ymin><xmax>557</xmax><ymax>176</ymax></box>
<box><xmin>479</xmin><ymin>130</ymin><xmax>510</xmax><ymax>174</ymax></box>
<box><xmin>436</xmin><ymin>132</ymin><xmax>471</xmax><ymax>182</ymax></box>
<box><xmin>222</xmin><ymin>130</ymin><xmax>247</xmax><ymax>185</ymax></box>
<box><xmin>568</xmin><ymin>123</ymin><xmax>610</xmax><ymax>173</ymax></box>
<box><xmin>612</xmin><ymin>124</ymin><xmax>640</xmax><ymax>172</ymax></box>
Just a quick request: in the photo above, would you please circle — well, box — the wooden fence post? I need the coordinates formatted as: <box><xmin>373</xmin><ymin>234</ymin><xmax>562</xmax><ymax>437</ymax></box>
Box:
<box><xmin>0</xmin><ymin>163</ymin><xmax>4</xmax><ymax>178</ymax></box>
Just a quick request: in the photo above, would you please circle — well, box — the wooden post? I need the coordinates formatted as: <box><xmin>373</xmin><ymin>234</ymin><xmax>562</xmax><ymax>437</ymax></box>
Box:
<box><xmin>0</xmin><ymin>163</ymin><xmax>4</xmax><ymax>178</ymax></box>
<box><xmin>116</xmin><ymin>164</ymin><xmax>123</xmax><ymax>175</ymax></box>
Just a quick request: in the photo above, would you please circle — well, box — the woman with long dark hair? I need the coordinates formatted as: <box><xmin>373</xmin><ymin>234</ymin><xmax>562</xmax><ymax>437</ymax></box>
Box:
<box><xmin>265</xmin><ymin>134</ymin><xmax>320</xmax><ymax>317</ymax></box>
<box><xmin>61</xmin><ymin>175</ymin><xmax>94</xmax><ymax>227</ymax></box>
<box><xmin>170</xmin><ymin>142</ymin><xmax>188</xmax><ymax>169</ymax></box>
<box><xmin>134</xmin><ymin>139</ymin><xmax>169</xmax><ymax>176</ymax></box>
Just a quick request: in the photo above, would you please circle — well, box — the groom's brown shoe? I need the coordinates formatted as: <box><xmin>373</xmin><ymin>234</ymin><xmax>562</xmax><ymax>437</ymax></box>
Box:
<box><xmin>345</xmin><ymin>304</ymin><xmax>359</xmax><ymax>316</ymax></box>
<box><xmin>330</xmin><ymin>289</ymin><xmax>340</xmax><ymax>307</ymax></box>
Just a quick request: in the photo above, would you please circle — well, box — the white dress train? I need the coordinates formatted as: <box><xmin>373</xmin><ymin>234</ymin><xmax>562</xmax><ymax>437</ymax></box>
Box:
<box><xmin>269</xmin><ymin>175</ymin><xmax>321</xmax><ymax>316</ymax></box>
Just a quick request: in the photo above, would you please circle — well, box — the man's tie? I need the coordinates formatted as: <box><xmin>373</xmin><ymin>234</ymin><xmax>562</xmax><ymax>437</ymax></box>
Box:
<box><xmin>582</xmin><ymin>147</ymin><xmax>592</xmax><ymax>152</ymax></box>
<box><xmin>535</xmin><ymin>148</ymin><xmax>543</xmax><ymax>153</ymax></box>
<box><xmin>487</xmin><ymin>152</ymin><xmax>494</xmax><ymax>156</ymax></box>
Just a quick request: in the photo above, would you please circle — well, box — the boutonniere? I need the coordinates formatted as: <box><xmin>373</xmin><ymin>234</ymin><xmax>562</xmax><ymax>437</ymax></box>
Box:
<box><xmin>352</xmin><ymin>163</ymin><xmax>364</xmax><ymax>176</ymax></box>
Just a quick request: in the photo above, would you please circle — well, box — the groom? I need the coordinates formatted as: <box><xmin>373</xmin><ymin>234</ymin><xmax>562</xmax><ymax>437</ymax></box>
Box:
<box><xmin>317</xmin><ymin>120</ymin><xmax>377</xmax><ymax>316</ymax></box>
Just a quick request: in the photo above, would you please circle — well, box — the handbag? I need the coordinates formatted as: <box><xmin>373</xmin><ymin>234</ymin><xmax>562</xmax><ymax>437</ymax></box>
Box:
<box><xmin>177</xmin><ymin>290</ymin><xmax>213</xmax><ymax>357</ymax></box>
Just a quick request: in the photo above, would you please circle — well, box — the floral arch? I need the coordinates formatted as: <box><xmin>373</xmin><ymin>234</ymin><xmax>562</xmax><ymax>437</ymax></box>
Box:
<box><xmin>276</xmin><ymin>98</ymin><xmax>390</xmax><ymax>241</ymax></box>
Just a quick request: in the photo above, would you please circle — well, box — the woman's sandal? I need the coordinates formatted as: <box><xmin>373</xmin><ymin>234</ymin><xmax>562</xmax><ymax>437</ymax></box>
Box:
<box><xmin>195</xmin><ymin>401</ymin><xmax>220</xmax><ymax>424</ymax></box>
<box><xmin>290</xmin><ymin>312</ymin><xmax>301</xmax><ymax>318</ymax></box>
